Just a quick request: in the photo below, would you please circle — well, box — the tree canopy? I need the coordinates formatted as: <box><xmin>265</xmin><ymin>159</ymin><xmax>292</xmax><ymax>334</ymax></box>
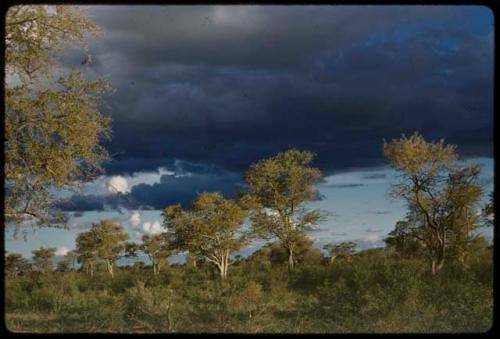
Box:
<box><xmin>384</xmin><ymin>132</ymin><xmax>483</xmax><ymax>274</ymax></box>
<box><xmin>163</xmin><ymin>192</ymin><xmax>248</xmax><ymax>279</ymax></box>
<box><xmin>5</xmin><ymin>5</ymin><xmax>112</xmax><ymax>229</ymax></box>
<box><xmin>241</xmin><ymin>149</ymin><xmax>325</xmax><ymax>272</ymax></box>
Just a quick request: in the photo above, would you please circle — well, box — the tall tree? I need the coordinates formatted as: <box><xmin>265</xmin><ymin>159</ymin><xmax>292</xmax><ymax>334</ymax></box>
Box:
<box><xmin>5</xmin><ymin>5</ymin><xmax>112</xmax><ymax>229</ymax></box>
<box><xmin>90</xmin><ymin>220</ymin><xmax>129</xmax><ymax>278</ymax></box>
<box><xmin>140</xmin><ymin>233</ymin><xmax>172</xmax><ymax>275</ymax></box>
<box><xmin>323</xmin><ymin>242</ymin><xmax>357</xmax><ymax>264</ymax></box>
<box><xmin>241</xmin><ymin>149</ymin><xmax>325</xmax><ymax>272</ymax></box>
<box><xmin>163</xmin><ymin>192</ymin><xmax>247</xmax><ymax>279</ymax></box>
<box><xmin>384</xmin><ymin>132</ymin><xmax>483</xmax><ymax>274</ymax></box>
<box><xmin>32</xmin><ymin>246</ymin><xmax>56</xmax><ymax>273</ymax></box>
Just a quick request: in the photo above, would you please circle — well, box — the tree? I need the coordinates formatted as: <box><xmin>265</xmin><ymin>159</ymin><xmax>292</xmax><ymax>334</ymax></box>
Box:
<box><xmin>140</xmin><ymin>233</ymin><xmax>172</xmax><ymax>275</ymax></box>
<box><xmin>56</xmin><ymin>259</ymin><xmax>71</xmax><ymax>272</ymax></box>
<box><xmin>90</xmin><ymin>220</ymin><xmax>129</xmax><ymax>278</ymax></box>
<box><xmin>32</xmin><ymin>246</ymin><xmax>56</xmax><ymax>273</ymax></box>
<box><xmin>241</xmin><ymin>149</ymin><xmax>325</xmax><ymax>272</ymax></box>
<box><xmin>482</xmin><ymin>191</ymin><xmax>494</xmax><ymax>227</ymax></box>
<box><xmin>75</xmin><ymin>230</ymin><xmax>99</xmax><ymax>276</ymax></box>
<box><xmin>323</xmin><ymin>242</ymin><xmax>357</xmax><ymax>264</ymax></box>
<box><xmin>5</xmin><ymin>5</ymin><xmax>112</xmax><ymax>229</ymax></box>
<box><xmin>163</xmin><ymin>192</ymin><xmax>247</xmax><ymax>279</ymax></box>
<box><xmin>384</xmin><ymin>132</ymin><xmax>483</xmax><ymax>274</ymax></box>
<box><xmin>65</xmin><ymin>250</ymin><xmax>78</xmax><ymax>270</ymax></box>
<box><xmin>384</xmin><ymin>220</ymin><xmax>423</xmax><ymax>258</ymax></box>
<box><xmin>5</xmin><ymin>252</ymin><xmax>31</xmax><ymax>278</ymax></box>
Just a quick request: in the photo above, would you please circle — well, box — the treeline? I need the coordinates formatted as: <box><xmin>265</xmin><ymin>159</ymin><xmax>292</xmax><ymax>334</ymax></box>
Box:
<box><xmin>6</xmin><ymin>134</ymin><xmax>494</xmax><ymax>282</ymax></box>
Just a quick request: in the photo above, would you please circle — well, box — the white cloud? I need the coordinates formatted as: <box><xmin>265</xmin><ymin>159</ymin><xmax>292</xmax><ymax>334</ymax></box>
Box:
<box><xmin>55</xmin><ymin>247</ymin><xmax>70</xmax><ymax>256</ymax></box>
<box><xmin>128</xmin><ymin>166</ymin><xmax>175</xmax><ymax>186</ymax></box>
<box><xmin>106</xmin><ymin>176</ymin><xmax>131</xmax><ymax>194</ymax></box>
<box><xmin>363</xmin><ymin>234</ymin><xmax>380</xmax><ymax>243</ymax></box>
<box><xmin>129</xmin><ymin>211</ymin><xmax>141</xmax><ymax>228</ymax></box>
<box><xmin>142</xmin><ymin>220</ymin><xmax>166</xmax><ymax>235</ymax></box>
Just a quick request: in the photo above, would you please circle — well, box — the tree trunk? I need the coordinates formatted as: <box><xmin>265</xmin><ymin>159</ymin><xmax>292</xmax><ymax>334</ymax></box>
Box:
<box><xmin>287</xmin><ymin>248</ymin><xmax>294</xmax><ymax>272</ymax></box>
<box><xmin>329</xmin><ymin>255</ymin><xmax>337</xmax><ymax>264</ymax></box>
<box><xmin>430</xmin><ymin>249</ymin><xmax>445</xmax><ymax>275</ymax></box>
<box><xmin>152</xmin><ymin>260</ymin><xmax>158</xmax><ymax>275</ymax></box>
<box><xmin>107</xmin><ymin>261</ymin><xmax>114</xmax><ymax>278</ymax></box>
<box><xmin>89</xmin><ymin>262</ymin><xmax>94</xmax><ymax>277</ymax></box>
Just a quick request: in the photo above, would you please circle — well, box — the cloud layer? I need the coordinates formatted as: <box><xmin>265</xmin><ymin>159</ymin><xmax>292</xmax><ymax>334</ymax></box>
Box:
<box><xmin>65</xmin><ymin>5</ymin><xmax>494</xmax><ymax>177</ymax></box>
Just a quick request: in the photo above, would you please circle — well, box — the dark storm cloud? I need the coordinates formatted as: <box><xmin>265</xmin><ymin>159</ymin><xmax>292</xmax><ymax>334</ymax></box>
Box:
<box><xmin>129</xmin><ymin>171</ymin><xmax>243</xmax><ymax>209</ymax></box>
<box><xmin>369</xmin><ymin>210</ymin><xmax>391</xmax><ymax>215</ymax></box>
<box><xmin>57</xmin><ymin>166</ymin><xmax>244</xmax><ymax>211</ymax></box>
<box><xmin>73</xmin><ymin>5</ymin><xmax>492</xmax><ymax>176</ymax></box>
<box><xmin>362</xmin><ymin>173</ymin><xmax>387</xmax><ymax>180</ymax></box>
<box><xmin>327</xmin><ymin>183</ymin><xmax>364</xmax><ymax>188</ymax></box>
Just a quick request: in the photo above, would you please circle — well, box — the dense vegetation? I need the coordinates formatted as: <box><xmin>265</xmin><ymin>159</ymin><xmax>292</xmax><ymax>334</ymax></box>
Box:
<box><xmin>4</xmin><ymin>136</ymin><xmax>494</xmax><ymax>333</ymax></box>
<box><xmin>5</xmin><ymin>242</ymin><xmax>492</xmax><ymax>333</ymax></box>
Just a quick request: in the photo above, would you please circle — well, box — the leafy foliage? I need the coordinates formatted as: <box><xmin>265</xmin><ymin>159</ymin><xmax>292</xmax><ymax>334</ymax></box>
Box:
<box><xmin>163</xmin><ymin>192</ymin><xmax>247</xmax><ymax>279</ymax></box>
<box><xmin>5</xmin><ymin>5</ymin><xmax>112</xmax><ymax>229</ymax></box>
<box><xmin>242</xmin><ymin>149</ymin><xmax>325</xmax><ymax>271</ymax></box>
<box><xmin>384</xmin><ymin>133</ymin><xmax>484</xmax><ymax>274</ymax></box>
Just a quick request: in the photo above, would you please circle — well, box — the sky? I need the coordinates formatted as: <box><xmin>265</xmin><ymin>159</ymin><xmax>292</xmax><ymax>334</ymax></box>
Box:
<box><xmin>4</xmin><ymin>5</ymin><xmax>494</xmax><ymax>262</ymax></box>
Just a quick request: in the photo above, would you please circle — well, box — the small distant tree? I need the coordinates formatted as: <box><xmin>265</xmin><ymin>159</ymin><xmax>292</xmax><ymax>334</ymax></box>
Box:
<box><xmin>241</xmin><ymin>149</ymin><xmax>325</xmax><ymax>272</ymax></box>
<box><xmin>323</xmin><ymin>242</ymin><xmax>357</xmax><ymax>264</ymax></box>
<box><xmin>65</xmin><ymin>250</ymin><xmax>78</xmax><ymax>270</ymax></box>
<box><xmin>75</xmin><ymin>231</ymin><xmax>98</xmax><ymax>276</ymax></box>
<box><xmin>384</xmin><ymin>220</ymin><xmax>423</xmax><ymax>258</ymax></box>
<box><xmin>5</xmin><ymin>252</ymin><xmax>31</xmax><ymax>278</ymax></box>
<box><xmin>384</xmin><ymin>132</ymin><xmax>483</xmax><ymax>274</ymax></box>
<box><xmin>140</xmin><ymin>233</ymin><xmax>172</xmax><ymax>275</ymax></box>
<box><xmin>32</xmin><ymin>246</ymin><xmax>56</xmax><ymax>273</ymax></box>
<box><xmin>163</xmin><ymin>192</ymin><xmax>247</xmax><ymax>279</ymax></box>
<box><xmin>90</xmin><ymin>220</ymin><xmax>129</xmax><ymax>278</ymax></box>
<box><xmin>56</xmin><ymin>259</ymin><xmax>71</xmax><ymax>272</ymax></box>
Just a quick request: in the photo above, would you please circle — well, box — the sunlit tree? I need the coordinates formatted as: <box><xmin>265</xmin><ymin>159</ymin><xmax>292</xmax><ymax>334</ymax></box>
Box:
<box><xmin>32</xmin><ymin>246</ymin><xmax>56</xmax><ymax>273</ymax></box>
<box><xmin>241</xmin><ymin>149</ymin><xmax>325</xmax><ymax>272</ymax></box>
<box><xmin>140</xmin><ymin>233</ymin><xmax>172</xmax><ymax>275</ymax></box>
<box><xmin>163</xmin><ymin>192</ymin><xmax>247</xmax><ymax>279</ymax></box>
<box><xmin>384</xmin><ymin>132</ymin><xmax>483</xmax><ymax>274</ymax></box>
<box><xmin>5</xmin><ymin>5</ymin><xmax>112</xmax><ymax>229</ymax></box>
<box><xmin>91</xmin><ymin>220</ymin><xmax>129</xmax><ymax>278</ymax></box>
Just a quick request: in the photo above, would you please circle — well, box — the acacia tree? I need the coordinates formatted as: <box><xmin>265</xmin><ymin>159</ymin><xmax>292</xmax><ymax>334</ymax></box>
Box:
<box><xmin>384</xmin><ymin>132</ymin><xmax>483</xmax><ymax>274</ymax></box>
<box><xmin>64</xmin><ymin>250</ymin><xmax>78</xmax><ymax>270</ymax></box>
<box><xmin>90</xmin><ymin>220</ymin><xmax>129</xmax><ymax>278</ymax></box>
<box><xmin>384</xmin><ymin>220</ymin><xmax>423</xmax><ymax>258</ymax></box>
<box><xmin>323</xmin><ymin>242</ymin><xmax>357</xmax><ymax>264</ymax></box>
<box><xmin>163</xmin><ymin>192</ymin><xmax>247</xmax><ymax>279</ymax></box>
<box><xmin>140</xmin><ymin>233</ymin><xmax>172</xmax><ymax>275</ymax></box>
<box><xmin>32</xmin><ymin>246</ymin><xmax>56</xmax><ymax>273</ymax></box>
<box><xmin>5</xmin><ymin>5</ymin><xmax>112</xmax><ymax>229</ymax></box>
<box><xmin>241</xmin><ymin>149</ymin><xmax>325</xmax><ymax>272</ymax></box>
<box><xmin>5</xmin><ymin>252</ymin><xmax>31</xmax><ymax>278</ymax></box>
<box><xmin>482</xmin><ymin>191</ymin><xmax>494</xmax><ymax>227</ymax></box>
<box><xmin>75</xmin><ymin>231</ymin><xmax>98</xmax><ymax>276</ymax></box>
